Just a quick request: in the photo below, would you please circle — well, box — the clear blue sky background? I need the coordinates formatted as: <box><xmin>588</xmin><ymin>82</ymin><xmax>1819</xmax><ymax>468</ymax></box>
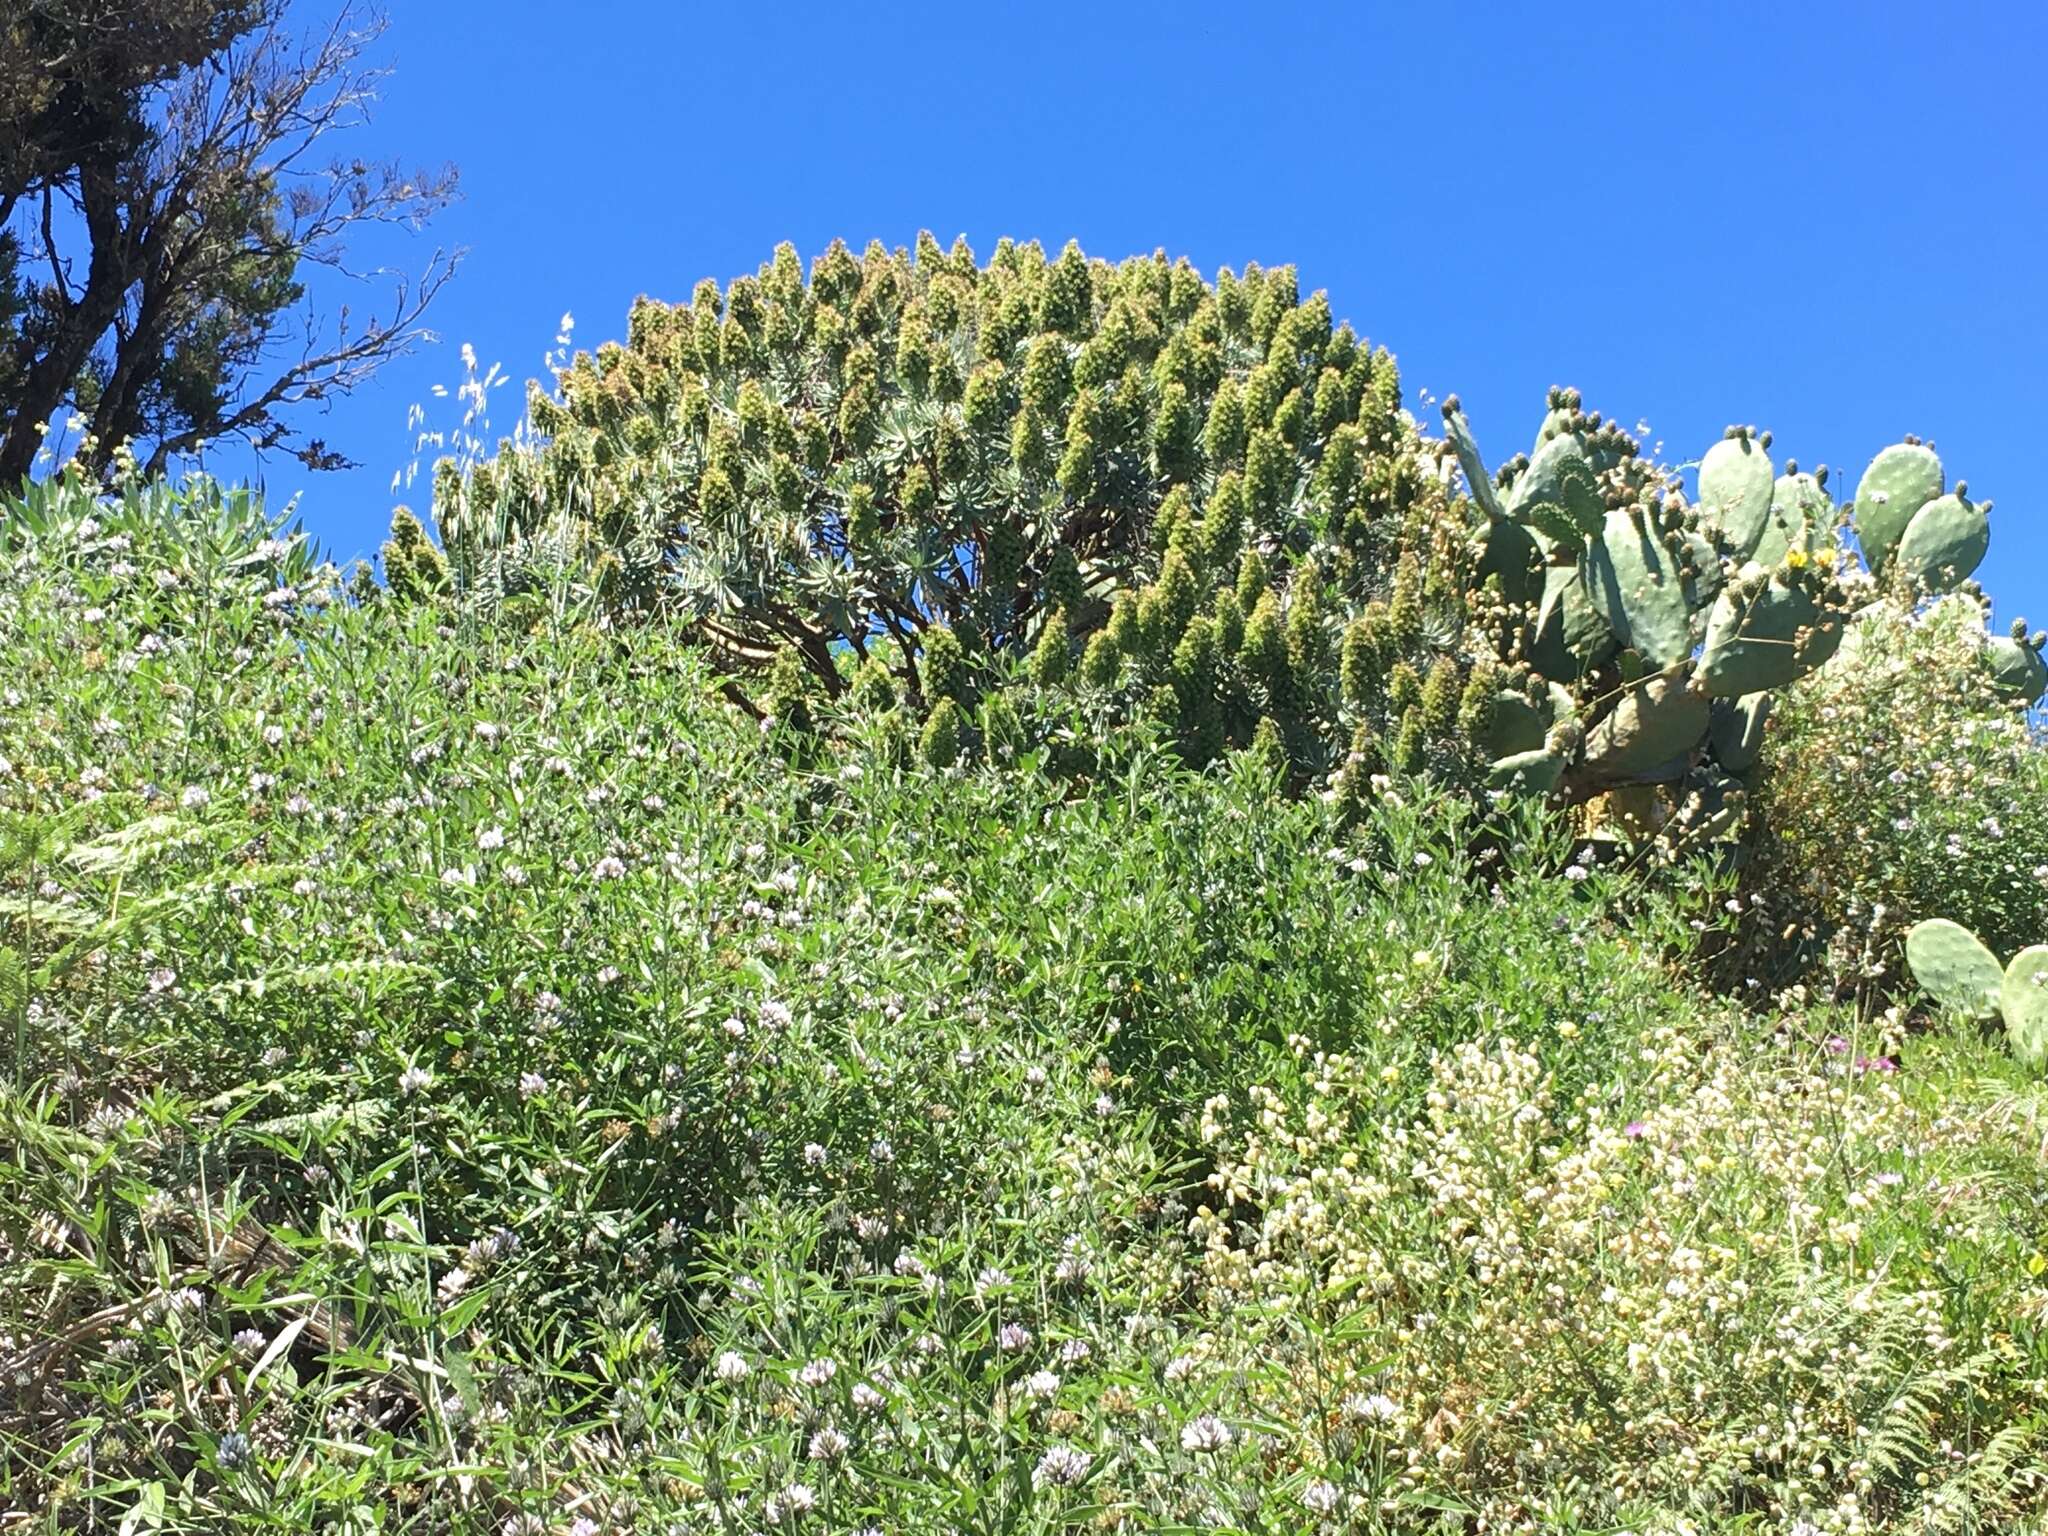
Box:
<box><xmin>219</xmin><ymin>0</ymin><xmax>2048</xmax><ymax>624</ymax></box>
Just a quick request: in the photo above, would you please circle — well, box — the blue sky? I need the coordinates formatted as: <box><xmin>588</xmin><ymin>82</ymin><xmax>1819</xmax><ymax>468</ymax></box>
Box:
<box><xmin>211</xmin><ymin>0</ymin><xmax>2047</xmax><ymax>623</ymax></box>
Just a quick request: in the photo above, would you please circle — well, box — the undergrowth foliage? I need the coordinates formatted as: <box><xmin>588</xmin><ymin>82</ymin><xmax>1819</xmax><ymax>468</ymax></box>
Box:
<box><xmin>2</xmin><ymin>465</ymin><xmax>2046</xmax><ymax>1533</ymax></box>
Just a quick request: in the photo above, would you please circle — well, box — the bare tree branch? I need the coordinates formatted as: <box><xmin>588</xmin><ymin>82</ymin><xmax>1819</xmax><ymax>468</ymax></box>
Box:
<box><xmin>0</xmin><ymin>2</ymin><xmax>457</xmax><ymax>485</ymax></box>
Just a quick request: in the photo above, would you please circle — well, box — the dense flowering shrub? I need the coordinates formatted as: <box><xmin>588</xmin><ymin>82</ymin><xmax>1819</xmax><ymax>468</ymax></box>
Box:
<box><xmin>1737</xmin><ymin>595</ymin><xmax>2048</xmax><ymax>986</ymax></box>
<box><xmin>1191</xmin><ymin>1016</ymin><xmax>2048</xmax><ymax>1530</ymax></box>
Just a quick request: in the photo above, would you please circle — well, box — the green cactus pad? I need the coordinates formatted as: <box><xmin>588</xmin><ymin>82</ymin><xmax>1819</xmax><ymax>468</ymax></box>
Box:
<box><xmin>1442</xmin><ymin>407</ymin><xmax>1503</xmax><ymax>522</ymax></box>
<box><xmin>1853</xmin><ymin>442</ymin><xmax>1942</xmax><ymax>572</ymax></box>
<box><xmin>1475</xmin><ymin>515</ymin><xmax>1543</xmax><ymax>609</ymax></box>
<box><xmin>1698</xmin><ymin>572</ymin><xmax>1844</xmax><ymax>697</ymax></box>
<box><xmin>1581</xmin><ymin>672</ymin><xmax>1709</xmax><ymax>782</ymax></box>
<box><xmin>1528</xmin><ymin>564</ymin><xmax>1618</xmax><ymax>682</ymax></box>
<box><xmin>2001</xmin><ymin>946</ymin><xmax>2048</xmax><ymax>1069</ymax></box>
<box><xmin>1679</xmin><ymin>528</ymin><xmax>1726</xmax><ymax>612</ymax></box>
<box><xmin>1486</xmin><ymin>747</ymin><xmax>1565</xmax><ymax>795</ymax></box>
<box><xmin>1583</xmin><ymin>510</ymin><xmax>1699</xmax><ymax>668</ymax></box>
<box><xmin>1892</xmin><ymin>491</ymin><xmax>1989</xmax><ymax>591</ymax></box>
<box><xmin>1506</xmin><ymin>433</ymin><xmax>1606</xmax><ymax>553</ymax></box>
<box><xmin>1532</xmin><ymin>404</ymin><xmax>1578</xmax><ymax>458</ymax></box>
<box><xmin>1484</xmin><ymin>689</ymin><xmax>1548</xmax><ymax>759</ymax></box>
<box><xmin>1483</xmin><ymin>681</ymin><xmax>1575</xmax><ymax>759</ymax></box>
<box><xmin>1986</xmin><ymin>635</ymin><xmax>2048</xmax><ymax>704</ymax></box>
<box><xmin>1696</xmin><ymin>436</ymin><xmax>1774</xmax><ymax>561</ymax></box>
<box><xmin>1904</xmin><ymin>918</ymin><xmax>2004</xmax><ymax>1020</ymax></box>
<box><xmin>1752</xmin><ymin>472</ymin><xmax>1832</xmax><ymax>569</ymax></box>
<box><xmin>1707</xmin><ymin>692</ymin><xmax>1771</xmax><ymax>774</ymax></box>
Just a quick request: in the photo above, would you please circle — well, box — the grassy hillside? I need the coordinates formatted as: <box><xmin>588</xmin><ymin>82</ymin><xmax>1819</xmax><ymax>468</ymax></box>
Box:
<box><xmin>3</xmin><ymin>480</ymin><xmax>2047</xmax><ymax>1533</ymax></box>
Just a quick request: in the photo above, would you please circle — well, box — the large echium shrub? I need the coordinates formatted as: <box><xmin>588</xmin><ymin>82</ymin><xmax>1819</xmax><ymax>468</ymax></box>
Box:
<box><xmin>430</xmin><ymin>236</ymin><xmax>1494</xmax><ymax>792</ymax></box>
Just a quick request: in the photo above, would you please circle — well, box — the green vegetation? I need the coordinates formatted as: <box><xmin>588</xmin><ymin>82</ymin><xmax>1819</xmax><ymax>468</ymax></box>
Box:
<box><xmin>4</xmin><ymin>239</ymin><xmax>2047</xmax><ymax>1533</ymax></box>
<box><xmin>427</xmin><ymin>241</ymin><xmax>2041</xmax><ymax>843</ymax></box>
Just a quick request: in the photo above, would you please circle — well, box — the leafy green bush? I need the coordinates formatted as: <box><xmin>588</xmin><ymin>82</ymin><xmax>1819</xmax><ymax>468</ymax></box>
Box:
<box><xmin>7</xmin><ymin>471</ymin><xmax>2048</xmax><ymax>1533</ymax></box>
<box><xmin>1735</xmin><ymin>595</ymin><xmax>2048</xmax><ymax>988</ymax></box>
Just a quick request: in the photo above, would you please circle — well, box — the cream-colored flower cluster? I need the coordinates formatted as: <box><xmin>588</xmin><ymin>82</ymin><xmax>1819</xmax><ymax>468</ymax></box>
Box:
<box><xmin>1192</xmin><ymin>1014</ymin><xmax>2048</xmax><ymax>1531</ymax></box>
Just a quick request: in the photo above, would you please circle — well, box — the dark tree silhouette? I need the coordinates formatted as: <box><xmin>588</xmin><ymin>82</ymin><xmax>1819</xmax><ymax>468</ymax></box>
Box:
<box><xmin>0</xmin><ymin>1</ymin><xmax>457</xmax><ymax>484</ymax></box>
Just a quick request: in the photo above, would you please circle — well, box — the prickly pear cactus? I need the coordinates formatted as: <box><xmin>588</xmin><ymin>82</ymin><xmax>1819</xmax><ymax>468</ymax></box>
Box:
<box><xmin>1506</xmin><ymin>432</ymin><xmax>1606</xmax><ymax>553</ymax></box>
<box><xmin>1706</xmin><ymin>693</ymin><xmax>1771</xmax><ymax>774</ymax></box>
<box><xmin>1892</xmin><ymin>486</ymin><xmax>1990</xmax><ymax>591</ymax></box>
<box><xmin>1698</xmin><ymin>564</ymin><xmax>1846</xmax><ymax>697</ymax></box>
<box><xmin>1441</xmin><ymin>394</ymin><xmax>2025</xmax><ymax>823</ymax></box>
<box><xmin>2003</xmin><ymin>946</ymin><xmax>2048</xmax><ymax>1069</ymax></box>
<box><xmin>1581</xmin><ymin>672</ymin><xmax>1710</xmax><ymax>782</ymax></box>
<box><xmin>1986</xmin><ymin>623</ymin><xmax>2048</xmax><ymax>704</ymax></box>
<box><xmin>1696</xmin><ymin>428</ymin><xmax>1774</xmax><ymax>561</ymax></box>
<box><xmin>1904</xmin><ymin>918</ymin><xmax>2005</xmax><ymax>1020</ymax></box>
<box><xmin>1753</xmin><ymin>464</ymin><xmax>1832</xmax><ymax>569</ymax></box>
<box><xmin>1853</xmin><ymin>440</ymin><xmax>1943</xmax><ymax>572</ymax></box>
<box><xmin>1583</xmin><ymin>506</ymin><xmax>1707</xmax><ymax>668</ymax></box>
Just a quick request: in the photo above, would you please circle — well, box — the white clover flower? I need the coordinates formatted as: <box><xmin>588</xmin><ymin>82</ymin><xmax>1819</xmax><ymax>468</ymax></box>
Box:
<box><xmin>1180</xmin><ymin>1413</ymin><xmax>1232</xmax><ymax>1453</ymax></box>
<box><xmin>517</xmin><ymin>1072</ymin><xmax>547</xmax><ymax>1100</ymax></box>
<box><xmin>1301</xmin><ymin>1478</ymin><xmax>1342</xmax><ymax>1515</ymax></box>
<box><xmin>803</xmin><ymin>1142</ymin><xmax>828</xmax><ymax>1167</ymax></box>
<box><xmin>763</xmin><ymin>1482</ymin><xmax>816</xmax><ymax>1521</ymax></box>
<box><xmin>807</xmin><ymin>1426</ymin><xmax>850</xmax><ymax>1461</ymax></box>
<box><xmin>795</xmin><ymin>1356</ymin><xmax>837</xmax><ymax>1387</ymax></box>
<box><xmin>1344</xmin><ymin>1392</ymin><xmax>1399</xmax><ymax>1423</ymax></box>
<box><xmin>591</xmin><ymin>855</ymin><xmax>627</xmax><ymax>881</ymax></box>
<box><xmin>476</xmin><ymin>825</ymin><xmax>505</xmax><ymax>851</ymax></box>
<box><xmin>1033</xmin><ymin>1445</ymin><xmax>1094</xmax><ymax>1488</ymax></box>
<box><xmin>1023</xmin><ymin>1369</ymin><xmax>1060</xmax><ymax>1399</ymax></box>
<box><xmin>398</xmin><ymin>1065</ymin><xmax>433</xmax><ymax>1097</ymax></box>
<box><xmin>998</xmin><ymin>1321</ymin><xmax>1034</xmax><ymax>1351</ymax></box>
<box><xmin>851</xmin><ymin>1380</ymin><xmax>886</xmax><ymax>1413</ymax></box>
<box><xmin>714</xmin><ymin>1350</ymin><xmax>750</xmax><ymax>1383</ymax></box>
